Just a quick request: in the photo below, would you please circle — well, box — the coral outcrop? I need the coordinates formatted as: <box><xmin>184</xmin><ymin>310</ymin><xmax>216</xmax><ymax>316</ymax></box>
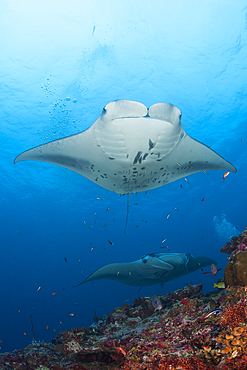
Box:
<box><xmin>1</xmin><ymin>284</ymin><xmax>247</xmax><ymax>369</ymax></box>
<box><xmin>221</xmin><ymin>230</ymin><xmax>247</xmax><ymax>255</ymax></box>
<box><xmin>224</xmin><ymin>251</ymin><xmax>247</xmax><ymax>287</ymax></box>
<box><xmin>1</xmin><ymin>230</ymin><xmax>247</xmax><ymax>369</ymax></box>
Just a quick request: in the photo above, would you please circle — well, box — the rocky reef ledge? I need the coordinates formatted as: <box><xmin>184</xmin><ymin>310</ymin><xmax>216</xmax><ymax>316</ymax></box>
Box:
<box><xmin>1</xmin><ymin>230</ymin><xmax>247</xmax><ymax>370</ymax></box>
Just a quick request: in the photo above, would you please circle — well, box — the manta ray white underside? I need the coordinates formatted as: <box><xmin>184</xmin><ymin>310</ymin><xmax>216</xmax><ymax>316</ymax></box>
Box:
<box><xmin>14</xmin><ymin>100</ymin><xmax>236</xmax><ymax>194</ymax></box>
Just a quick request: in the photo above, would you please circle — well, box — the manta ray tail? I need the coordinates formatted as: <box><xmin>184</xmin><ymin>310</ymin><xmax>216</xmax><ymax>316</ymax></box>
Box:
<box><xmin>124</xmin><ymin>193</ymin><xmax>130</xmax><ymax>234</ymax></box>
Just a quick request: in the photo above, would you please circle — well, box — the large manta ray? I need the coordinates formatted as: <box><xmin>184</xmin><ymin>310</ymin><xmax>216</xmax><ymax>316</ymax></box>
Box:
<box><xmin>73</xmin><ymin>253</ymin><xmax>217</xmax><ymax>287</ymax></box>
<box><xmin>14</xmin><ymin>100</ymin><xmax>236</xmax><ymax>194</ymax></box>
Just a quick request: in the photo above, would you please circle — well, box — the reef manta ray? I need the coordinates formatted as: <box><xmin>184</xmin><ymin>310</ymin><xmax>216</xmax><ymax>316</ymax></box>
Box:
<box><xmin>14</xmin><ymin>100</ymin><xmax>236</xmax><ymax>195</ymax></box>
<box><xmin>73</xmin><ymin>252</ymin><xmax>217</xmax><ymax>287</ymax></box>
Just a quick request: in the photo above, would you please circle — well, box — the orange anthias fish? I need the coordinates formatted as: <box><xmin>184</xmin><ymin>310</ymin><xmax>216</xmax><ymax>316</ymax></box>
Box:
<box><xmin>114</xmin><ymin>346</ymin><xmax>126</xmax><ymax>356</ymax></box>
<box><xmin>203</xmin><ymin>263</ymin><xmax>221</xmax><ymax>276</ymax></box>
<box><xmin>222</xmin><ymin>171</ymin><xmax>230</xmax><ymax>181</ymax></box>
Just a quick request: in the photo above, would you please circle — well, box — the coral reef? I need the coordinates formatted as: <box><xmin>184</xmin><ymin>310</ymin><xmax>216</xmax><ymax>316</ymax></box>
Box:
<box><xmin>220</xmin><ymin>229</ymin><xmax>247</xmax><ymax>255</ymax></box>
<box><xmin>1</xmin><ymin>230</ymin><xmax>247</xmax><ymax>369</ymax></box>
<box><xmin>1</xmin><ymin>284</ymin><xmax>247</xmax><ymax>369</ymax></box>
<box><xmin>224</xmin><ymin>251</ymin><xmax>247</xmax><ymax>287</ymax></box>
<box><xmin>217</xmin><ymin>326</ymin><xmax>247</xmax><ymax>359</ymax></box>
<box><xmin>220</xmin><ymin>301</ymin><xmax>247</xmax><ymax>331</ymax></box>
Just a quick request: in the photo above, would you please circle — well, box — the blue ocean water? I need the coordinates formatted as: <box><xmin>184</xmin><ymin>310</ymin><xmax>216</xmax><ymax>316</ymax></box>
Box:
<box><xmin>1</xmin><ymin>0</ymin><xmax>247</xmax><ymax>353</ymax></box>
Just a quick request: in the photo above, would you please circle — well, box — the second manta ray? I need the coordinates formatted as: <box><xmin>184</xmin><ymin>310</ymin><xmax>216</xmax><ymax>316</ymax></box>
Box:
<box><xmin>14</xmin><ymin>100</ymin><xmax>236</xmax><ymax>195</ymax></box>
<box><xmin>74</xmin><ymin>253</ymin><xmax>216</xmax><ymax>287</ymax></box>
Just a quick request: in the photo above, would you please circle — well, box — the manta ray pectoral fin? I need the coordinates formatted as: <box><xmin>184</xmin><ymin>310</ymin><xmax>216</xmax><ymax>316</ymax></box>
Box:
<box><xmin>73</xmin><ymin>262</ymin><xmax>129</xmax><ymax>287</ymax></box>
<box><xmin>175</xmin><ymin>135</ymin><xmax>237</xmax><ymax>174</ymax></box>
<box><xmin>13</xmin><ymin>129</ymin><xmax>93</xmax><ymax>172</ymax></box>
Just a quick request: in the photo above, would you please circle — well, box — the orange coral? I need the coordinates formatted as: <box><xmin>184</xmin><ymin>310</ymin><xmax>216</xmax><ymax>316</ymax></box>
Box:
<box><xmin>217</xmin><ymin>326</ymin><xmax>247</xmax><ymax>359</ymax></box>
<box><xmin>220</xmin><ymin>303</ymin><xmax>246</xmax><ymax>331</ymax></box>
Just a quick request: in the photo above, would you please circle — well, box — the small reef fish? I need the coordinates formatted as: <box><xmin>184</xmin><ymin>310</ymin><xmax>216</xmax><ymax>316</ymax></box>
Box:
<box><xmin>108</xmin><ymin>240</ymin><xmax>114</xmax><ymax>245</ymax></box>
<box><xmin>222</xmin><ymin>171</ymin><xmax>230</xmax><ymax>181</ymax></box>
<box><xmin>202</xmin><ymin>263</ymin><xmax>221</xmax><ymax>276</ymax></box>
<box><xmin>205</xmin><ymin>308</ymin><xmax>222</xmax><ymax>318</ymax></box>
<box><xmin>201</xmin><ymin>197</ymin><xmax>205</xmax><ymax>202</ymax></box>
<box><xmin>166</xmin><ymin>213</ymin><xmax>170</xmax><ymax>219</ymax></box>
<box><xmin>214</xmin><ymin>282</ymin><xmax>225</xmax><ymax>289</ymax></box>
<box><xmin>69</xmin><ymin>313</ymin><xmax>74</xmax><ymax>316</ymax></box>
<box><xmin>52</xmin><ymin>291</ymin><xmax>57</xmax><ymax>295</ymax></box>
<box><xmin>152</xmin><ymin>295</ymin><xmax>163</xmax><ymax>310</ymax></box>
<box><xmin>114</xmin><ymin>346</ymin><xmax>126</xmax><ymax>356</ymax></box>
<box><xmin>181</xmin><ymin>329</ymin><xmax>191</xmax><ymax>340</ymax></box>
